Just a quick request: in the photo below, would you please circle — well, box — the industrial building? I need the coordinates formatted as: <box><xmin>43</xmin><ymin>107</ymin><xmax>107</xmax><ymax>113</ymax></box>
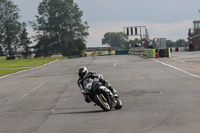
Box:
<box><xmin>188</xmin><ymin>20</ymin><xmax>200</xmax><ymax>50</ymax></box>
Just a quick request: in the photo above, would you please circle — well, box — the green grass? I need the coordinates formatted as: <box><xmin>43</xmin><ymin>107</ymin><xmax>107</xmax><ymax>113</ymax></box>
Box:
<box><xmin>0</xmin><ymin>56</ymin><xmax>6</xmax><ymax>60</ymax></box>
<box><xmin>0</xmin><ymin>57</ymin><xmax>68</xmax><ymax>68</ymax></box>
<box><xmin>0</xmin><ymin>68</ymin><xmax>29</xmax><ymax>77</ymax></box>
<box><xmin>0</xmin><ymin>57</ymin><xmax>68</xmax><ymax>77</ymax></box>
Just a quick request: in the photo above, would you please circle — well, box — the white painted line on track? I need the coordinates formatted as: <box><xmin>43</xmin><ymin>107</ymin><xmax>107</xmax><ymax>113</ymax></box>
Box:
<box><xmin>0</xmin><ymin>69</ymin><xmax>27</xmax><ymax>79</ymax></box>
<box><xmin>0</xmin><ymin>60</ymin><xmax>61</xmax><ymax>99</ymax></box>
<box><xmin>152</xmin><ymin>59</ymin><xmax>200</xmax><ymax>79</ymax></box>
<box><xmin>19</xmin><ymin>72</ymin><xmax>61</xmax><ymax>99</ymax></box>
<box><xmin>20</xmin><ymin>92</ymin><xmax>30</xmax><ymax>99</ymax></box>
<box><xmin>0</xmin><ymin>60</ymin><xmax>58</xmax><ymax>79</ymax></box>
<box><xmin>51</xmin><ymin>75</ymin><xmax>59</xmax><ymax>80</ymax></box>
<box><xmin>113</xmin><ymin>62</ymin><xmax>118</xmax><ymax>67</ymax></box>
<box><xmin>30</xmin><ymin>83</ymin><xmax>45</xmax><ymax>92</ymax></box>
<box><xmin>20</xmin><ymin>83</ymin><xmax>46</xmax><ymax>99</ymax></box>
<box><xmin>61</xmin><ymin>99</ymin><xmax>68</xmax><ymax>101</ymax></box>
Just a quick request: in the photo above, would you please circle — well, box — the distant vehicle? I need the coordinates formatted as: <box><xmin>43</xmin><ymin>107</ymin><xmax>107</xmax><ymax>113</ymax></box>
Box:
<box><xmin>135</xmin><ymin>43</ymin><xmax>142</xmax><ymax>47</ymax></box>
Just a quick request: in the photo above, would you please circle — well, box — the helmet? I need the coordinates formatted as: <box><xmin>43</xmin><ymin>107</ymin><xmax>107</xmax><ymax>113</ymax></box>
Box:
<box><xmin>78</xmin><ymin>66</ymin><xmax>88</xmax><ymax>78</ymax></box>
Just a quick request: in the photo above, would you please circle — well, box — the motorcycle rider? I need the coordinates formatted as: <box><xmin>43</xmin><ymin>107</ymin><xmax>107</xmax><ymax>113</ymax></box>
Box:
<box><xmin>77</xmin><ymin>66</ymin><xmax>118</xmax><ymax>103</ymax></box>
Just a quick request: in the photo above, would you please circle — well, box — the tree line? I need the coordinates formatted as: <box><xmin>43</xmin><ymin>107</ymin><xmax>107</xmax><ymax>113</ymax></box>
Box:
<box><xmin>0</xmin><ymin>0</ymin><xmax>88</xmax><ymax>58</ymax></box>
<box><xmin>102</xmin><ymin>32</ymin><xmax>188</xmax><ymax>48</ymax></box>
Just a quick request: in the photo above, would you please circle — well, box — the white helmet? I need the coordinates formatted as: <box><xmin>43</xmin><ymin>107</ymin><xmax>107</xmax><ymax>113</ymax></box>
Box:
<box><xmin>78</xmin><ymin>66</ymin><xmax>88</xmax><ymax>78</ymax></box>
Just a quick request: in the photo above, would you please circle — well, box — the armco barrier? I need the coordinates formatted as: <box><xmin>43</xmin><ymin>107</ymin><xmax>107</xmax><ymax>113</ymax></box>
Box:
<box><xmin>144</xmin><ymin>49</ymin><xmax>156</xmax><ymax>58</ymax></box>
<box><xmin>129</xmin><ymin>47</ymin><xmax>145</xmax><ymax>55</ymax></box>
<box><xmin>115</xmin><ymin>49</ymin><xmax>129</xmax><ymax>55</ymax></box>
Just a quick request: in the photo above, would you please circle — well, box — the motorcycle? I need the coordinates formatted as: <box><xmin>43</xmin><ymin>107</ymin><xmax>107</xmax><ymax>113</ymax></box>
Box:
<box><xmin>83</xmin><ymin>78</ymin><xmax>122</xmax><ymax>111</ymax></box>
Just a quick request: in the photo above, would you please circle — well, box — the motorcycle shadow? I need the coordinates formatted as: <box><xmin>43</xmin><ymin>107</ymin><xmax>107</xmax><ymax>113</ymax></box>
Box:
<box><xmin>53</xmin><ymin>110</ymin><xmax>105</xmax><ymax>115</ymax></box>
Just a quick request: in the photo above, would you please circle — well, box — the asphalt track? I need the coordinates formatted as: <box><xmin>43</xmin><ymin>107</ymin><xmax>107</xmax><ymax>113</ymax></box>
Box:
<box><xmin>1</xmin><ymin>54</ymin><xmax>200</xmax><ymax>133</ymax></box>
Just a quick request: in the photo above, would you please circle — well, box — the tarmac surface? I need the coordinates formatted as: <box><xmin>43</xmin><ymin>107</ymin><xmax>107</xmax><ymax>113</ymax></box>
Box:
<box><xmin>157</xmin><ymin>51</ymin><xmax>200</xmax><ymax>77</ymax></box>
<box><xmin>0</xmin><ymin>53</ymin><xmax>200</xmax><ymax>133</ymax></box>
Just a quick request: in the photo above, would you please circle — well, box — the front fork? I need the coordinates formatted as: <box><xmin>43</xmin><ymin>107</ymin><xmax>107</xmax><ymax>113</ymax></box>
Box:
<box><xmin>99</xmin><ymin>86</ymin><xmax>117</xmax><ymax>108</ymax></box>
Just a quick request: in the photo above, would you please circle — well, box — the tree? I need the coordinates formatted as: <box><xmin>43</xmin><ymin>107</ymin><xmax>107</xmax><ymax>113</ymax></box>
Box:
<box><xmin>175</xmin><ymin>39</ymin><xmax>188</xmax><ymax>47</ymax></box>
<box><xmin>0</xmin><ymin>45</ymin><xmax>5</xmax><ymax>56</ymax></box>
<box><xmin>33</xmin><ymin>35</ymin><xmax>53</xmax><ymax>57</ymax></box>
<box><xmin>32</xmin><ymin>0</ymin><xmax>89</xmax><ymax>57</ymax></box>
<box><xmin>0</xmin><ymin>0</ymin><xmax>21</xmax><ymax>58</ymax></box>
<box><xmin>166</xmin><ymin>40</ymin><xmax>175</xmax><ymax>48</ymax></box>
<box><xmin>166</xmin><ymin>39</ymin><xmax>188</xmax><ymax>48</ymax></box>
<box><xmin>19</xmin><ymin>22</ymin><xmax>32</xmax><ymax>58</ymax></box>
<box><xmin>102</xmin><ymin>32</ymin><xmax>128</xmax><ymax>48</ymax></box>
<box><xmin>128</xmin><ymin>38</ymin><xmax>141</xmax><ymax>47</ymax></box>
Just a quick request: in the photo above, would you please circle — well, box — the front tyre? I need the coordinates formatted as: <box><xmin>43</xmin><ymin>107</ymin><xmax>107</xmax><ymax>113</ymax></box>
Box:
<box><xmin>115</xmin><ymin>98</ymin><xmax>122</xmax><ymax>110</ymax></box>
<box><xmin>94</xmin><ymin>93</ymin><xmax>111</xmax><ymax>111</ymax></box>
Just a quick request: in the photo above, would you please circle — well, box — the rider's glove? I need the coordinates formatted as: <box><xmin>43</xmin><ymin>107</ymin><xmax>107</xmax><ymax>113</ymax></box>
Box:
<box><xmin>99</xmin><ymin>74</ymin><xmax>103</xmax><ymax>79</ymax></box>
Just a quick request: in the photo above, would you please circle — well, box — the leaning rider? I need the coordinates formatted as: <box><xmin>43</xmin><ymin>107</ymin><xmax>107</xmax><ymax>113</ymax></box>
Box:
<box><xmin>77</xmin><ymin>66</ymin><xmax>118</xmax><ymax>103</ymax></box>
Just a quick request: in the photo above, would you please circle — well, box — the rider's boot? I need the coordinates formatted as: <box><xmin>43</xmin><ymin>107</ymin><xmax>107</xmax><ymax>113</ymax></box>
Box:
<box><xmin>99</xmin><ymin>79</ymin><xmax>119</xmax><ymax>98</ymax></box>
<box><xmin>85</xmin><ymin>95</ymin><xmax>92</xmax><ymax>103</ymax></box>
<box><xmin>108</xmin><ymin>86</ymin><xmax>119</xmax><ymax>98</ymax></box>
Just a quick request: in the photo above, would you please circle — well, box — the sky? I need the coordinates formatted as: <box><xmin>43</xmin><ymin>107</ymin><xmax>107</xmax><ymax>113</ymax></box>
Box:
<box><xmin>14</xmin><ymin>0</ymin><xmax>200</xmax><ymax>47</ymax></box>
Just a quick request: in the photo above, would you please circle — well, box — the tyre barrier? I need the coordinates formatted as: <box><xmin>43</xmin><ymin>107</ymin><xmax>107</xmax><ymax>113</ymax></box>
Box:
<box><xmin>159</xmin><ymin>48</ymin><xmax>170</xmax><ymax>57</ymax></box>
<box><xmin>144</xmin><ymin>49</ymin><xmax>156</xmax><ymax>58</ymax></box>
<box><xmin>144</xmin><ymin>48</ymin><xmax>170</xmax><ymax>58</ymax></box>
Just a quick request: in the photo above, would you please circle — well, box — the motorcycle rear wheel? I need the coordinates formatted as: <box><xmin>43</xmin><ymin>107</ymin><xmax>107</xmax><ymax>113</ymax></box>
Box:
<box><xmin>94</xmin><ymin>93</ymin><xmax>111</xmax><ymax>111</ymax></box>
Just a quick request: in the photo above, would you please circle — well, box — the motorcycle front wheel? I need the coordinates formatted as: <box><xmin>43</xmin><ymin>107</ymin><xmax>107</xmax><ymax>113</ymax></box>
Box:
<box><xmin>114</xmin><ymin>98</ymin><xmax>122</xmax><ymax>110</ymax></box>
<box><xmin>94</xmin><ymin>93</ymin><xmax>111</xmax><ymax>111</ymax></box>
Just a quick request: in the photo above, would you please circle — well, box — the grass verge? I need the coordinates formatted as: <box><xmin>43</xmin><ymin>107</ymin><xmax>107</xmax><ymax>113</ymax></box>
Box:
<box><xmin>0</xmin><ymin>57</ymin><xmax>68</xmax><ymax>77</ymax></box>
<box><xmin>0</xmin><ymin>57</ymin><xmax>68</xmax><ymax>68</ymax></box>
<box><xmin>0</xmin><ymin>68</ymin><xmax>29</xmax><ymax>77</ymax></box>
<box><xmin>0</xmin><ymin>56</ymin><xmax>6</xmax><ymax>60</ymax></box>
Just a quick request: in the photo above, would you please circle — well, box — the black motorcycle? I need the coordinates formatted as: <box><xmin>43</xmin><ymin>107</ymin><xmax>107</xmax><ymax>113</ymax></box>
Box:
<box><xmin>83</xmin><ymin>78</ymin><xmax>122</xmax><ymax>111</ymax></box>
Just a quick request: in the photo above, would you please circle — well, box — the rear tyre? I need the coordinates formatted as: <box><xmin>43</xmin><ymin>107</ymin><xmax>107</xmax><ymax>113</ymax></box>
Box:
<box><xmin>94</xmin><ymin>93</ymin><xmax>111</xmax><ymax>111</ymax></box>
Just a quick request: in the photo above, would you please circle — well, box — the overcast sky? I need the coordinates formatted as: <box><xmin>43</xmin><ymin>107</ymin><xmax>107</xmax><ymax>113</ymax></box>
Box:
<box><xmin>14</xmin><ymin>0</ymin><xmax>200</xmax><ymax>47</ymax></box>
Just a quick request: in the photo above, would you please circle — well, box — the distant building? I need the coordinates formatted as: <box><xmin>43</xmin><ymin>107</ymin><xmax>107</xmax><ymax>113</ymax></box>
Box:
<box><xmin>188</xmin><ymin>20</ymin><xmax>200</xmax><ymax>50</ymax></box>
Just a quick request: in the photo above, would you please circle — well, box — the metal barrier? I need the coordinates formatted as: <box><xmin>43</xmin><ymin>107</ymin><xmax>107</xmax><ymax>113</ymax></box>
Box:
<box><xmin>115</xmin><ymin>49</ymin><xmax>129</xmax><ymax>55</ymax></box>
<box><xmin>128</xmin><ymin>47</ymin><xmax>145</xmax><ymax>55</ymax></box>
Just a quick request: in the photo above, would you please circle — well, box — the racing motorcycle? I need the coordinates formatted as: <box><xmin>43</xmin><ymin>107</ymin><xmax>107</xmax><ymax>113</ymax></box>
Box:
<box><xmin>83</xmin><ymin>78</ymin><xmax>122</xmax><ymax>111</ymax></box>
